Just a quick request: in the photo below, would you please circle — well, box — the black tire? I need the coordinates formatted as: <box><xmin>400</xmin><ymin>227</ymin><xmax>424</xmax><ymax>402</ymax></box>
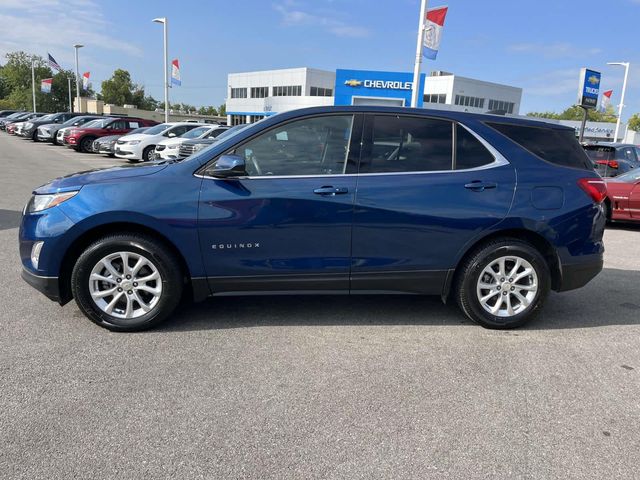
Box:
<box><xmin>79</xmin><ymin>136</ymin><xmax>96</xmax><ymax>153</ymax></box>
<box><xmin>32</xmin><ymin>131</ymin><xmax>38</xmax><ymax>141</ymax></box>
<box><xmin>143</xmin><ymin>146</ymin><xmax>155</xmax><ymax>162</ymax></box>
<box><xmin>71</xmin><ymin>233</ymin><xmax>184</xmax><ymax>331</ymax></box>
<box><xmin>455</xmin><ymin>238</ymin><xmax>551</xmax><ymax>329</ymax></box>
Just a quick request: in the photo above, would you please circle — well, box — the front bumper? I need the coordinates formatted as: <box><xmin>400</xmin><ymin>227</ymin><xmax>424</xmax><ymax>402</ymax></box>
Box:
<box><xmin>21</xmin><ymin>268</ymin><xmax>62</xmax><ymax>303</ymax></box>
<box><xmin>115</xmin><ymin>144</ymin><xmax>143</xmax><ymax>160</ymax></box>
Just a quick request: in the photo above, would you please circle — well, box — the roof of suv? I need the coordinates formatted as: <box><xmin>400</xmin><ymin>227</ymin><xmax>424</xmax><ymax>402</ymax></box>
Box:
<box><xmin>267</xmin><ymin>105</ymin><xmax>576</xmax><ymax>132</ymax></box>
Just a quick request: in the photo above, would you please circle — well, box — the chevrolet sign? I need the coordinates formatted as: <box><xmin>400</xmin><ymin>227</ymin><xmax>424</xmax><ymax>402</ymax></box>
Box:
<box><xmin>345</xmin><ymin>79</ymin><xmax>413</xmax><ymax>90</ymax></box>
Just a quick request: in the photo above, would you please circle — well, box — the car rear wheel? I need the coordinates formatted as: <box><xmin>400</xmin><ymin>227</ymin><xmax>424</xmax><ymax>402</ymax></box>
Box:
<box><xmin>455</xmin><ymin>238</ymin><xmax>550</xmax><ymax>329</ymax></box>
<box><xmin>79</xmin><ymin>136</ymin><xmax>95</xmax><ymax>153</ymax></box>
<box><xmin>71</xmin><ymin>234</ymin><xmax>184</xmax><ymax>331</ymax></box>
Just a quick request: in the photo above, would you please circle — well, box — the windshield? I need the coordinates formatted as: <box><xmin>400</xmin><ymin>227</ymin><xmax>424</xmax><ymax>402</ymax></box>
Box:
<box><xmin>37</xmin><ymin>114</ymin><xmax>55</xmax><ymax>122</ymax></box>
<box><xmin>5</xmin><ymin>112</ymin><xmax>25</xmax><ymax>119</ymax></box>
<box><xmin>179</xmin><ymin>124</ymin><xmax>251</xmax><ymax>163</ymax></box>
<box><xmin>128</xmin><ymin>127</ymin><xmax>149</xmax><ymax>135</ymax></box>
<box><xmin>614</xmin><ymin>167</ymin><xmax>640</xmax><ymax>183</ymax></box>
<box><xmin>181</xmin><ymin>126</ymin><xmax>210</xmax><ymax>139</ymax></box>
<box><xmin>80</xmin><ymin>119</ymin><xmax>103</xmax><ymax>128</ymax></box>
<box><xmin>142</xmin><ymin>123</ymin><xmax>171</xmax><ymax>135</ymax></box>
<box><xmin>584</xmin><ymin>146</ymin><xmax>615</xmax><ymax>161</ymax></box>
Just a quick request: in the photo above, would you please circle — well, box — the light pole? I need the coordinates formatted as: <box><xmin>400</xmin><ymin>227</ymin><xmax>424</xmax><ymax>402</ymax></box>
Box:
<box><xmin>153</xmin><ymin>17</ymin><xmax>169</xmax><ymax>123</ymax></box>
<box><xmin>607</xmin><ymin>61</ymin><xmax>630</xmax><ymax>142</ymax></box>
<box><xmin>73</xmin><ymin>44</ymin><xmax>84</xmax><ymax>112</ymax></box>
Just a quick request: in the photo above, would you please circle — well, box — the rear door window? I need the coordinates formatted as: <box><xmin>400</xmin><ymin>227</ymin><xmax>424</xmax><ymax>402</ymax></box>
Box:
<box><xmin>362</xmin><ymin>115</ymin><xmax>453</xmax><ymax>173</ymax></box>
<box><xmin>455</xmin><ymin>125</ymin><xmax>495</xmax><ymax>169</ymax></box>
<box><xmin>488</xmin><ymin>122</ymin><xmax>592</xmax><ymax>170</ymax></box>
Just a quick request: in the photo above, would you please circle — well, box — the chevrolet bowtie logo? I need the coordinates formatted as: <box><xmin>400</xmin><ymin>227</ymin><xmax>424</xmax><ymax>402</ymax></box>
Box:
<box><xmin>344</xmin><ymin>79</ymin><xmax>363</xmax><ymax>87</ymax></box>
<box><xmin>588</xmin><ymin>75</ymin><xmax>599</xmax><ymax>85</ymax></box>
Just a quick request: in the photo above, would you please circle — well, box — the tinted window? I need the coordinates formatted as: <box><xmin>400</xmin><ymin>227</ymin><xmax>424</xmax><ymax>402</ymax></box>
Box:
<box><xmin>622</xmin><ymin>147</ymin><xmax>637</xmax><ymax>162</ymax></box>
<box><xmin>363</xmin><ymin>115</ymin><xmax>452</xmax><ymax>173</ymax></box>
<box><xmin>615</xmin><ymin>167</ymin><xmax>640</xmax><ymax>183</ymax></box>
<box><xmin>231</xmin><ymin>115</ymin><xmax>354</xmax><ymax>176</ymax></box>
<box><xmin>108</xmin><ymin>120</ymin><xmax>127</xmax><ymax>130</ymax></box>
<box><xmin>456</xmin><ymin>125</ymin><xmax>494</xmax><ymax>169</ymax></box>
<box><xmin>489</xmin><ymin>122</ymin><xmax>592</xmax><ymax>170</ymax></box>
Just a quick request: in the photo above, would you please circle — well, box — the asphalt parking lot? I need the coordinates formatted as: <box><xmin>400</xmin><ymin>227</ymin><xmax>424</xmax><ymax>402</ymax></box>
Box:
<box><xmin>0</xmin><ymin>133</ymin><xmax>639</xmax><ymax>479</ymax></box>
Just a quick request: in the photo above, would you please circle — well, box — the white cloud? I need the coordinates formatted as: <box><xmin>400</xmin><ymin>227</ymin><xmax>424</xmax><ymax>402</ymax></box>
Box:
<box><xmin>273</xmin><ymin>2</ymin><xmax>370</xmax><ymax>38</ymax></box>
<box><xmin>507</xmin><ymin>42</ymin><xmax>601</xmax><ymax>59</ymax></box>
<box><xmin>0</xmin><ymin>0</ymin><xmax>142</xmax><ymax>64</ymax></box>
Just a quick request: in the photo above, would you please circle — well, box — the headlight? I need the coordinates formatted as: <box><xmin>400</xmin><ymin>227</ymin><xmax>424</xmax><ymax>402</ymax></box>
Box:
<box><xmin>193</xmin><ymin>144</ymin><xmax>208</xmax><ymax>152</ymax></box>
<box><xmin>128</xmin><ymin>140</ymin><xmax>141</xmax><ymax>145</ymax></box>
<box><xmin>26</xmin><ymin>191</ymin><xmax>79</xmax><ymax>213</ymax></box>
<box><xmin>41</xmin><ymin>128</ymin><xmax>50</xmax><ymax>135</ymax></box>
<box><xmin>167</xmin><ymin>144</ymin><xmax>179</xmax><ymax>149</ymax></box>
<box><xmin>24</xmin><ymin>122</ymin><xmax>33</xmax><ymax>129</ymax></box>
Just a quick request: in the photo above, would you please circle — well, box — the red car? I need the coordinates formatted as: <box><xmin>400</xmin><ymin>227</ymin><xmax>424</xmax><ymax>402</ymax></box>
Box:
<box><xmin>64</xmin><ymin>117</ymin><xmax>157</xmax><ymax>153</ymax></box>
<box><xmin>604</xmin><ymin>168</ymin><xmax>640</xmax><ymax>223</ymax></box>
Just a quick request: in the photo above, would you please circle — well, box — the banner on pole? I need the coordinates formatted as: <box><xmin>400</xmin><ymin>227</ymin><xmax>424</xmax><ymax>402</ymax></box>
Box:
<box><xmin>82</xmin><ymin>72</ymin><xmax>90</xmax><ymax>90</ymax></box>
<box><xmin>423</xmin><ymin>6</ymin><xmax>448</xmax><ymax>60</ymax></box>
<box><xmin>600</xmin><ymin>90</ymin><xmax>613</xmax><ymax>112</ymax></box>
<box><xmin>171</xmin><ymin>59</ymin><xmax>181</xmax><ymax>86</ymax></box>
<box><xmin>41</xmin><ymin>78</ymin><xmax>53</xmax><ymax>93</ymax></box>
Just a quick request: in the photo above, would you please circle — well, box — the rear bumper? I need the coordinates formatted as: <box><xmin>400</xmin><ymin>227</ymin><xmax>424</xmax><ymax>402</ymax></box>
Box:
<box><xmin>557</xmin><ymin>255</ymin><xmax>603</xmax><ymax>292</ymax></box>
<box><xmin>21</xmin><ymin>268</ymin><xmax>62</xmax><ymax>303</ymax></box>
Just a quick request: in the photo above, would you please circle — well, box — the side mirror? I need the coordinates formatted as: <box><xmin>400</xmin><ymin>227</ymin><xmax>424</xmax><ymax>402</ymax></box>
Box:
<box><xmin>209</xmin><ymin>154</ymin><xmax>246</xmax><ymax>178</ymax></box>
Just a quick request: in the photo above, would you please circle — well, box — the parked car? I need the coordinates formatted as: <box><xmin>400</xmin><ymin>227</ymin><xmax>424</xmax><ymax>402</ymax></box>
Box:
<box><xmin>16</xmin><ymin>113</ymin><xmax>57</xmax><ymax>138</ymax></box>
<box><xmin>1</xmin><ymin>112</ymin><xmax>43</xmax><ymax>131</ymax></box>
<box><xmin>603</xmin><ymin>167</ymin><xmax>640</xmax><ymax>223</ymax></box>
<box><xmin>583</xmin><ymin>143</ymin><xmax>640</xmax><ymax>177</ymax></box>
<box><xmin>154</xmin><ymin>124</ymin><xmax>229</xmax><ymax>160</ymax></box>
<box><xmin>40</xmin><ymin>115</ymin><xmax>104</xmax><ymax>144</ymax></box>
<box><xmin>64</xmin><ymin>117</ymin><xmax>157</xmax><ymax>152</ymax></box>
<box><xmin>115</xmin><ymin>122</ymin><xmax>206</xmax><ymax>162</ymax></box>
<box><xmin>177</xmin><ymin>124</ymin><xmax>249</xmax><ymax>159</ymax></box>
<box><xmin>0</xmin><ymin>110</ymin><xmax>20</xmax><ymax>118</ymax></box>
<box><xmin>92</xmin><ymin>127</ymin><xmax>151</xmax><ymax>156</ymax></box>
<box><xmin>0</xmin><ymin>111</ymin><xmax>28</xmax><ymax>130</ymax></box>
<box><xmin>20</xmin><ymin>112</ymin><xmax>85</xmax><ymax>141</ymax></box>
<box><xmin>8</xmin><ymin>114</ymin><xmax>46</xmax><ymax>135</ymax></box>
<box><xmin>19</xmin><ymin>106</ymin><xmax>606</xmax><ymax>332</ymax></box>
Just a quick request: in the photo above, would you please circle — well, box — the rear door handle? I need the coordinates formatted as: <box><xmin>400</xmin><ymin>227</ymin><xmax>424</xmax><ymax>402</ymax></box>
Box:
<box><xmin>313</xmin><ymin>186</ymin><xmax>349</xmax><ymax>196</ymax></box>
<box><xmin>464</xmin><ymin>181</ymin><xmax>497</xmax><ymax>191</ymax></box>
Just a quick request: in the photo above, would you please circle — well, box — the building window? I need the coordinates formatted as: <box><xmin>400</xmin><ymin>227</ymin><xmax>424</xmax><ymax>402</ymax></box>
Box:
<box><xmin>273</xmin><ymin>85</ymin><xmax>302</xmax><ymax>97</ymax></box>
<box><xmin>310</xmin><ymin>86</ymin><xmax>333</xmax><ymax>97</ymax></box>
<box><xmin>488</xmin><ymin>99</ymin><xmax>514</xmax><ymax>113</ymax></box>
<box><xmin>250</xmin><ymin>87</ymin><xmax>268</xmax><ymax>98</ymax></box>
<box><xmin>230</xmin><ymin>115</ymin><xmax>247</xmax><ymax>126</ymax></box>
<box><xmin>230</xmin><ymin>88</ymin><xmax>247</xmax><ymax>99</ymax></box>
<box><xmin>454</xmin><ymin>94</ymin><xmax>485</xmax><ymax>109</ymax></box>
<box><xmin>249</xmin><ymin>115</ymin><xmax>265</xmax><ymax>123</ymax></box>
<box><xmin>423</xmin><ymin>93</ymin><xmax>446</xmax><ymax>104</ymax></box>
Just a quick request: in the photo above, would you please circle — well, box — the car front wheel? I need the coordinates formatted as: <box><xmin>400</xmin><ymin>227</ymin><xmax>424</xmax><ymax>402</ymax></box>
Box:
<box><xmin>71</xmin><ymin>234</ymin><xmax>184</xmax><ymax>331</ymax></box>
<box><xmin>455</xmin><ymin>238</ymin><xmax>550</xmax><ymax>329</ymax></box>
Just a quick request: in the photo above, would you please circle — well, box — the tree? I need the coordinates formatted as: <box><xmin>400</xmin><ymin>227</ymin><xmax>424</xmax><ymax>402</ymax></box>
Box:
<box><xmin>527</xmin><ymin>104</ymin><xmax>618</xmax><ymax>123</ymax></box>
<box><xmin>628</xmin><ymin>113</ymin><xmax>640</xmax><ymax>132</ymax></box>
<box><xmin>197</xmin><ymin>105</ymin><xmax>218</xmax><ymax>116</ymax></box>
<box><xmin>101</xmin><ymin>69</ymin><xmax>136</xmax><ymax>105</ymax></box>
<box><xmin>218</xmin><ymin>103</ymin><xmax>226</xmax><ymax>116</ymax></box>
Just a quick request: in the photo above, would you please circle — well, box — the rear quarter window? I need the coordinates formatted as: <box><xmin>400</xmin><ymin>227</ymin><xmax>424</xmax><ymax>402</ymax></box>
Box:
<box><xmin>488</xmin><ymin>122</ymin><xmax>592</xmax><ymax>170</ymax></box>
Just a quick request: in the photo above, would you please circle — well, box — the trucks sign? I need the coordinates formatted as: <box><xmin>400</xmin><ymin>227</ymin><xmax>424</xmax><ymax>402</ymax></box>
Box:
<box><xmin>577</xmin><ymin>68</ymin><xmax>601</xmax><ymax>109</ymax></box>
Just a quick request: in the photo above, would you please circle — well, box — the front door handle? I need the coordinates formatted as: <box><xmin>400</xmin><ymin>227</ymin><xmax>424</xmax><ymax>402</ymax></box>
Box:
<box><xmin>313</xmin><ymin>186</ymin><xmax>349</xmax><ymax>196</ymax></box>
<box><xmin>464</xmin><ymin>181</ymin><xmax>497</xmax><ymax>191</ymax></box>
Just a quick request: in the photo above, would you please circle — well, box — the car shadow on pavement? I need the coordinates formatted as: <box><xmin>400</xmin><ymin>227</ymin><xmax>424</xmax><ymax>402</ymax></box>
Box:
<box><xmin>159</xmin><ymin>267</ymin><xmax>640</xmax><ymax>332</ymax></box>
<box><xmin>0</xmin><ymin>209</ymin><xmax>21</xmax><ymax>231</ymax></box>
<box><xmin>607</xmin><ymin>222</ymin><xmax>640</xmax><ymax>232</ymax></box>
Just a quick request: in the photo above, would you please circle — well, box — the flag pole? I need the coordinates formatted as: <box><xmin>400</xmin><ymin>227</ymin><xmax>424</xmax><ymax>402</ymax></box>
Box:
<box><xmin>68</xmin><ymin>77</ymin><xmax>73</xmax><ymax>112</ymax></box>
<box><xmin>411</xmin><ymin>0</ymin><xmax>428</xmax><ymax>108</ymax></box>
<box><xmin>31</xmin><ymin>60</ymin><xmax>37</xmax><ymax>113</ymax></box>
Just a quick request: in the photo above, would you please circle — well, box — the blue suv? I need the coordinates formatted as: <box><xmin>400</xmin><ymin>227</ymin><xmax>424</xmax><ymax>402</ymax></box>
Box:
<box><xmin>19</xmin><ymin>106</ymin><xmax>607</xmax><ymax>331</ymax></box>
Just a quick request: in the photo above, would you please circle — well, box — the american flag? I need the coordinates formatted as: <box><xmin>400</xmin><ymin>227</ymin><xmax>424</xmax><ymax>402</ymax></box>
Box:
<box><xmin>47</xmin><ymin>53</ymin><xmax>62</xmax><ymax>73</ymax></box>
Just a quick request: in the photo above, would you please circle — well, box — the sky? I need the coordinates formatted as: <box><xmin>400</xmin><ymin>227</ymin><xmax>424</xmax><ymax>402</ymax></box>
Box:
<box><xmin>1</xmin><ymin>0</ymin><xmax>640</xmax><ymax>119</ymax></box>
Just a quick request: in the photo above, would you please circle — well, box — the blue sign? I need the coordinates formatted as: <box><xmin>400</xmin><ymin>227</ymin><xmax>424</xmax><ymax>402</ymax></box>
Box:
<box><xmin>334</xmin><ymin>69</ymin><xmax>426</xmax><ymax>107</ymax></box>
<box><xmin>578</xmin><ymin>68</ymin><xmax>601</xmax><ymax>109</ymax></box>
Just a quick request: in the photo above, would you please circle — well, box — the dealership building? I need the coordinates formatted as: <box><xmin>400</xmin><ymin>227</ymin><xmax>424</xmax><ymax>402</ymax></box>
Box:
<box><xmin>226</xmin><ymin>67</ymin><xmax>523</xmax><ymax>125</ymax></box>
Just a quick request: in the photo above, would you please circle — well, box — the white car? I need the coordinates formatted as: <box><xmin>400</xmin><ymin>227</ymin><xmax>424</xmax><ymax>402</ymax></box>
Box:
<box><xmin>153</xmin><ymin>124</ymin><xmax>229</xmax><ymax>160</ymax></box>
<box><xmin>114</xmin><ymin>122</ymin><xmax>207</xmax><ymax>162</ymax></box>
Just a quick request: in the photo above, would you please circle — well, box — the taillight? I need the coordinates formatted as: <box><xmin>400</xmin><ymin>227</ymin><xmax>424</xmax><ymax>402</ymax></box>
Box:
<box><xmin>578</xmin><ymin>178</ymin><xmax>607</xmax><ymax>203</ymax></box>
<box><xmin>596</xmin><ymin>160</ymin><xmax>619</xmax><ymax>169</ymax></box>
